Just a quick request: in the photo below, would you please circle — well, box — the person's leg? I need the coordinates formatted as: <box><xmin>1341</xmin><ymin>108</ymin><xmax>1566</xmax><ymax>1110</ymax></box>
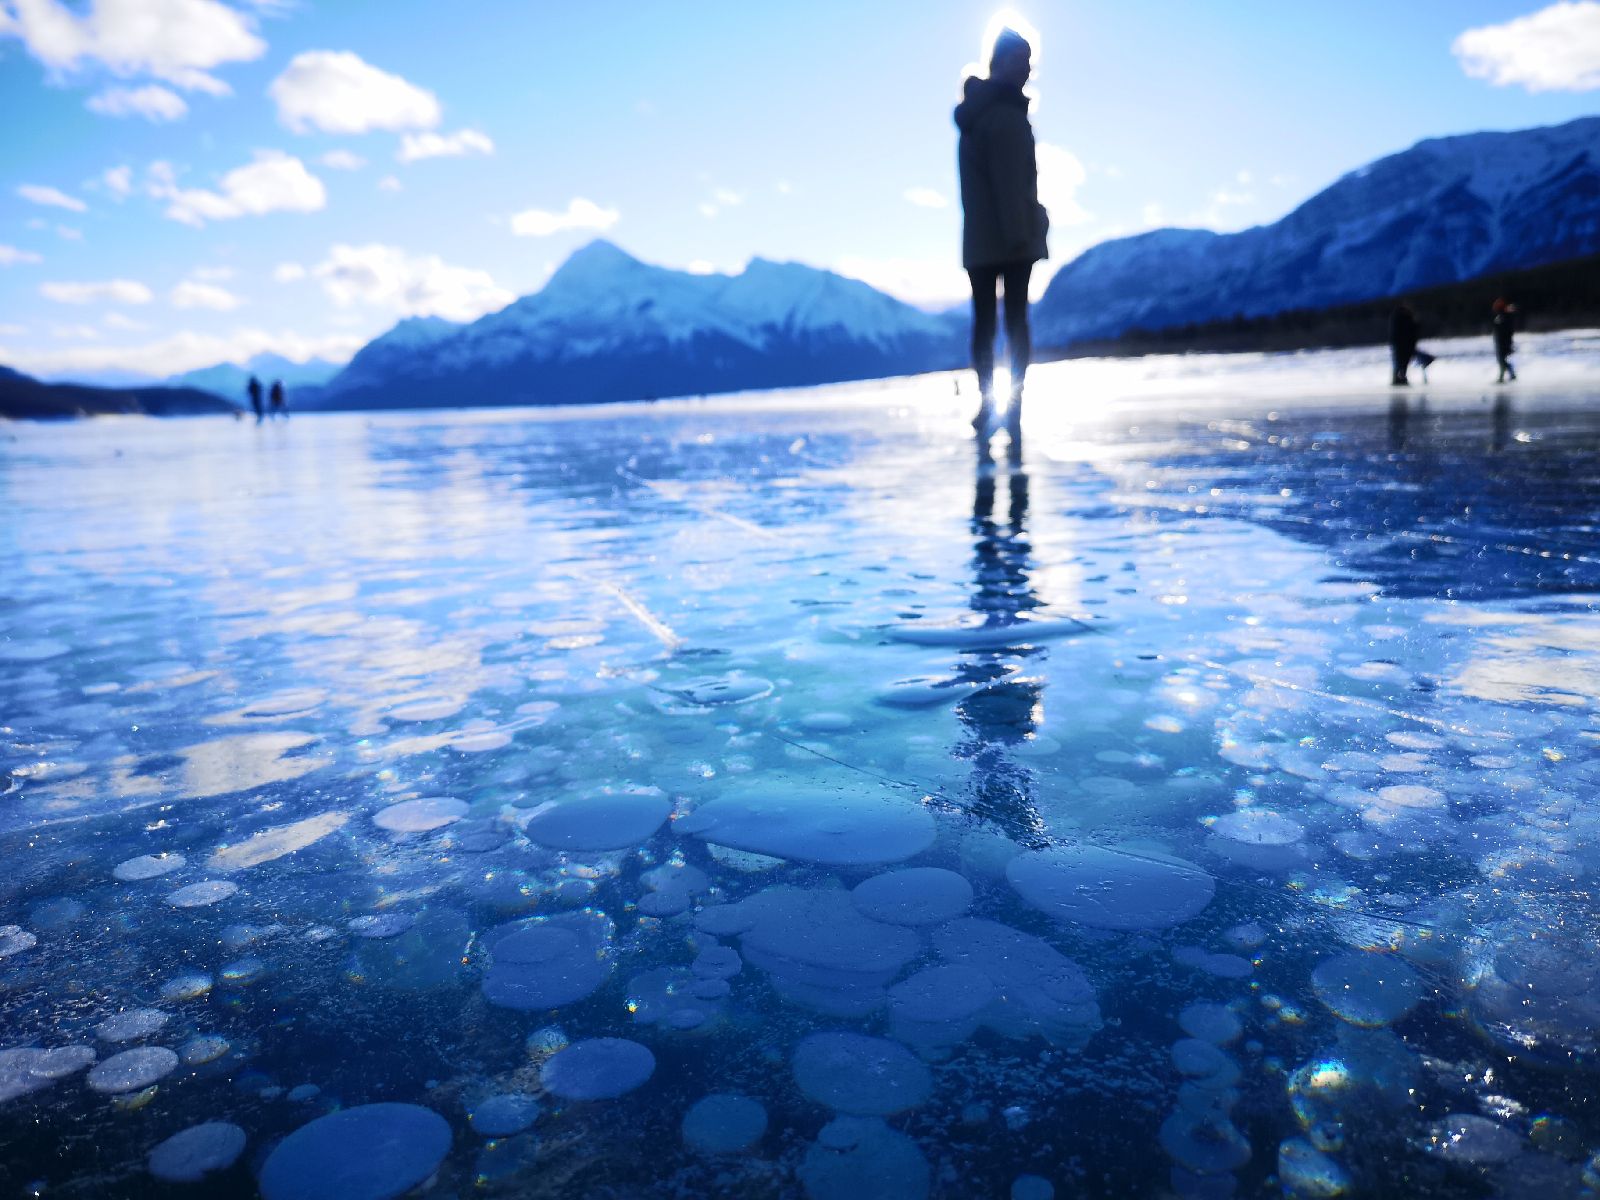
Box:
<box><xmin>1000</xmin><ymin>263</ymin><xmax>1033</xmax><ymax>433</ymax></box>
<box><xmin>968</xmin><ymin>267</ymin><xmax>1000</xmax><ymax>425</ymax></box>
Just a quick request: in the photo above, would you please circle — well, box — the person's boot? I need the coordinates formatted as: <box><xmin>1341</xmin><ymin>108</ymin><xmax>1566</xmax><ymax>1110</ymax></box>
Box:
<box><xmin>971</xmin><ymin>391</ymin><xmax>995</xmax><ymax>435</ymax></box>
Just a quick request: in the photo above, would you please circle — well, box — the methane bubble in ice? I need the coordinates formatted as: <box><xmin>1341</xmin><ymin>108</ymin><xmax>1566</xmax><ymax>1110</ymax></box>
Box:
<box><xmin>349</xmin><ymin>913</ymin><xmax>416</xmax><ymax>939</ymax></box>
<box><xmin>0</xmin><ymin>926</ymin><xmax>37</xmax><ymax>958</ymax></box>
<box><xmin>792</xmin><ymin>1032</ymin><xmax>932</xmax><ymax>1116</ymax></box>
<box><xmin>933</xmin><ymin>918</ymin><xmax>1100</xmax><ymax>1045</ymax></box>
<box><xmin>675</xmin><ymin>673</ymin><xmax>774</xmax><ymax>705</ymax></box>
<box><xmin>886</xmin><ymin>617</ymin><xmax>1089</xmax><ymax>647</ymax></box>
<box><xmin>1180</xmin><ymin>1003</ymin><xmax>1243</xmax><ymax>1045</ymax></box>
<box><xmin>874</xmin><ymin>675</ymin><xmax>978</xmax><ymax>709</ymax></box>
<box><xmin>1160</xmin><ymin>1110</ymin><xmax>1251</xmax><ymax>1174</ymax></box>
<box><xmin>30</xmin><ymin>1045</ymin><xmax>95</xmax><ymax>1079</ymax></box>
<box><xmin>86</xmin><ymin>1047</ymin><xmax>179</xmax><ymax>1094</ymax></box>
<box><xmin>678</xmin><ymin>783</ymin><xmax>935</xmax><ymax>865</ymax></box>
<box><xmin>1310</xmin><ymin>952</ymin><xmax>1422</xmax><ymax>1027</ymax></box>
<box><xmin>1210</xmin><ymin>809</ymin><xmax>1303</xmax><ymax>845</ymax></box>
<box><xmin>888</xmin><ymin>964</ymin><xmax>995</xmax><ymax>1050</ymax></box>
<box><xmin>1278</xmin><ymin>1137</ymin><xmax>1351</xmax><ymax>1197</ymax></box>
<box><xmin>1466</xmin><ymin>929</ymin><xmax>1600</xmax><ymax>1063</ymax></box>
<box><xmin>1424</xmin><ymin>1114</ymin><xmax>1522</xmax><ymax>1164</ymax></box>
<box><xmin>160</xmin><ymin>973</ymin><xmax>214</xmax><ymax>1002</ymax></box>
<box><xmin>1006</xmin><ymin>846</ymin><xmax>1215</xmax><ymax>930</ymax></box>
<box><xmin>148</xmin><ymin>1121</ymin><xmax>247</xmax><ymax>1183</ymax></box>
<box><xmin>682</xmin><ymin>1093</ymin><xmax>768</xmax><ymax>1154</ymax></box>
<box><xmin>179</xmin><ymin>1036</ymin><xmax>230</xmax><ymax>1066</ymax></box>
<box><xmin>167</xmin><ymin>880</ymin><xmax>238</xmax><ymax>908</ymax></box>
<box><xmin>96</xmin><ymin>1009</ymin><xmax>170</xmax><ymax>1042</ymax></box>
<box><xmin>481</xmin><ymin>911</ymin><xmax>614</xmax><ymax>1011</ymax></box>
<box><xmin>468</xmin><ymin>1092</ymin><xmax>540</xmax><ymax>1137</ymax></box>
<box><xmin>541</xmin><ymin>1038</ymin><xmax>655</xmax><ymax>1100</ymax></box>
<box><xmin>521</xmin><ymin>786</ymin><xmax>671</xmax><ymax>852</ymax></box>
<box><xmin>698</xmin><ymin>886</ymin><xmax>919</xmax><ymax>1016</ymax></box>
<box><xmin>851</xmin><ymin>868</ymin><xmax>973</xmax><ymax>926</ymax></box>
<box><xmin>372</xmin><ymin>797</ymin><xmax>467</xmax><ymax>834</ymax></box>
<box><xmin>799</xmin><ymin>1116</ymin><xmax>930</xmax><ymax>1200</ymax></box>
<box><xmin>1012</xmin><ymin>1177</ymin><xmax>1054</xmax><ymax>1200</ymax></box>
<box><xmin>113</xmin><ymin>853</ymin><xmax>186</xmax><ymax>881</ymax></box>
<box><xmin>258</xmin><ymin>1103</ymin><xmax>451</xmax><ymax>1200</ymax></box>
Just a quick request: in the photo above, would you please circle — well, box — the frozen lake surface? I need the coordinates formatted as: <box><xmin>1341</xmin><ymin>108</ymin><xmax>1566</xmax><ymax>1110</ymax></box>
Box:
<box><xmin>4</xmin><ymin>335</ymin><xmax>1600</xmax><ymax>1198</ymax></box>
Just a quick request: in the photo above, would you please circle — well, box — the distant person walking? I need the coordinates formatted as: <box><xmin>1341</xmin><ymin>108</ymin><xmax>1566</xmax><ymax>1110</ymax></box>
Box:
<box><xmin>956</xmin><ymin>27</ymin><xmax>1049</xmax><ymax>439</ymax></box>
<box><xmin>1492</xmin><ymin>298</ymin><xmax>1517</xmax><ymax>383</ymax></box>
<box><xmin>269</xmin><ymin>379</ymin><xmax>287</xmax><ymax>417</ymax></box>
<box><xmin>1389</xmin><ymin>305</ymin><xmax>1416</xmax><ymax>386</ymax></box>
<box><xmin>247</xmin><ymin>374</ymin><xmax>264</xmax><ymax>422</ymax></box>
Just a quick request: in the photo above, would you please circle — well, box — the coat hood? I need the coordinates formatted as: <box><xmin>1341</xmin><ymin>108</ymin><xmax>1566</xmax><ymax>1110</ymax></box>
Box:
<box><xmin>953</xmin><ymin>76</ymin><xmax>1027</xmax><ymax>131</ymax></box>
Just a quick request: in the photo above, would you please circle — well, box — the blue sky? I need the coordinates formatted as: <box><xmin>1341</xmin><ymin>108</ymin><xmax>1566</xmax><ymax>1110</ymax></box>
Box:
<box><xmin>2</xmin><ymin>0</ymin><xmax>1598</xmax><ymax>379</ymax></box>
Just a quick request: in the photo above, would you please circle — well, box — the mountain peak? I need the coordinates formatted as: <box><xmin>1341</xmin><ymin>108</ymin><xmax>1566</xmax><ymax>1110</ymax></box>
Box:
<box><xmin>546</xmin><ymin>239</ymin><xmax>643</xmax><ymax>287</ymax></box>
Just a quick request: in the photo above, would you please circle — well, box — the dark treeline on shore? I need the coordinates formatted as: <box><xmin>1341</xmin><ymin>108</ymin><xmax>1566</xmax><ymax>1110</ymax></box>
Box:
<box><xmin>1048</xmin><ymin>253</ymin><xmax>1600</xmax><ymax>360</ymax></box>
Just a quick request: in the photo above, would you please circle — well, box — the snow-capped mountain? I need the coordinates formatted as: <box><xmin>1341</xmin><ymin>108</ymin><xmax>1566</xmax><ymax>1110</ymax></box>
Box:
<box><xmin>167</xmin><ymin>353</ymin><xmax>344</xmax><ymax>399</ymax></box>
<box><xmin>1035</xmin><ymin>116</ymin><xmax>1600</xmax><ymax>346</ymax></box>
<box><xmin>313</xmin><ymin>241</ymin><xmax>962</xmax><ymax>409</ymax></box>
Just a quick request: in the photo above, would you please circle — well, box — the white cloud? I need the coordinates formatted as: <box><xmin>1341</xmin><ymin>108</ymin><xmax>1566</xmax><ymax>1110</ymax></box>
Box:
<box><xmin>0</xmin><ymin>244</ymin><xmax>43</xmax><ymax>266</ymax></box>
<box><xmin>86</xmin><ymin>83</ymin><xmax>187</xmax><ymax>120</ymax></box>
<box><xmin>41</xmin><ymin>278</ymin><xmax>153</xmax><ymax>305</ymax></box>
<box><xmin>1036</xmin><ymin>142</ymin><xmax>1091</xmax><ymax>226</ymax></box>
<box><xmin>103</xmin><ymin>311</ymin><xmax>147</xmax><ymax>331</ymax></box>
<box><xmin>1</xmin><ymin>0</ymin><xmax>265</xmax><ymax>93</ymax></box>
<box><xmin>510</xmin><ymin>197</ymin><xmax>619</xmax><ymax>238</ymax></box>
<box><xmin>904</xmin><ymin>186</ymin><xmax>948</xmax><ymax>209</ymax></box>
<box><xmin>712</xmin><ymin>187</ymin><xmax>743</xmax><ymax>207</ymax></box>
<box><xmin>152</xmin><ymin>151</ymin><xmax>326</xmax><ymax>226</ymax></box>
<box><xmin>697</xmin><ymin>201</ymin><xmax>719</xmax><ymax>219</ymax></box>
<box><xmin>312</xmin><ymin>242</ymin><xmax>514</xmax><ymax>322</ymax></box>
<box><xmin>190</xmin><ymin>264</ymin><xmax>233</xmax><ymax>281</ymax></box>
<box><xmin>272</xmin><ymin>261</ymin><xmax>306</xmax><ymax>282</ymax></box>
<box><xmin>319</xmin><ymin>149</ymin><xmax>366</xmax><ymax>170</ymax></box>
<box><xmin>0</xmin><ymin>324</ymin><xmax>25</xmax><ymax>337</ymax></box>
<box><xmin>0</xmin><ymin>327</ymin><xmax>364</xmax><ymax>378</ymax></box>
<box><xmin>103</xmin><ymin>165</ymin><xmax>133</xmax><ymax>196</ymax></box>
<box><xmin>55</xmin><ymin>225</ymin><xmax>84</xmax><ymax>241</ymax></box>
<box><xmin>171</xmin><ymin>279</ymin><xmax>242</xmax><ymax>310</ymax></box>
<box><xmin>269</xmin><ymin>50</ymin><xmax>441</xmax><ymax>133</ymax></box>
<box><xmin>832</xmin><ymin>255</ymin><xmax>969</xmax><ymax>311</ymax></box>
<box><xmin>1454</xmin><ymin>2</ymin><xmax>1600</xmax><ymax>92</ymax></box>
<box><xmin>18</xmin><ymin>183</ymin><xmax>87</xmax><ymax>212</ymax></box>
<box><xmin>51</xmin><ymin>324</ymin><xmax>101</xmax><ymax>340</ymax></box>
<box><xmin>377</xmin><ymin>174</ymin><xmax>403</xmax><ymax>192</ymax></box>
<box><xmin>685</xmin><ymin>260</ymin><xmax>717</xmax><ymax>275</ymax></box>
<box><xmin>397</xmin><ymin>128</ymin><xmax>494</xmax><ymax>163</ymax></box>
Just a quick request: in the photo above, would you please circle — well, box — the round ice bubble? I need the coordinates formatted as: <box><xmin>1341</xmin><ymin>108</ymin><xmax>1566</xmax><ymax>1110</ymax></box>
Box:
<box><xmin>673</xmin><ymin>673</ymin><xmax>773</xmax><ymax>705</ymax></box>
<box><xmin>113</xmin><ymin>852</ymin><xmax>186</xmax><ymax>882</ymax></box>
<box><xmin>180</xmin><ymin>1036</ymin><xmax>230</xmax><ymax>1066</ymax></box>
<box><xmin>469</xmin><ymin>1092</ymin><xmax>540</xmax><ymax>1137</ymax></box>
<box><xmin>96</xmin><ymin>1009</ymin><xmax>170</xmax><ymax>1042</ymax></box>
<box><xmin>29</xmin><ymin>1045</ymin><xmax>95</xmax><ymax>1079</ymax></box>
<box><xmin>86</xmin><ymin>1046</ymin><xmax>179</xmax><ymax>1094</ymax></box>
<box><xmin>371</xmin><ymin>797</ymin><xmax>467</xmax><ymax>834</ymax></box>
<box><xmin>1278</xmin><ymin>1136</ymin><xmax>1352</xmax><ymax>1197</ymax></box>
<box><xmin>1209</xmin><ymin>809</ymin><xmax>1304</xmax><ymax>846</ymax></box>
<box><xmin>541</xmin><ymin>1038</ymin><xmax>656</xmax><ymax>1101</ymax></box>
<box><xmin>166</xmin><ymin>880</ymin><xmax>238</xmax><ymax>908</ymax></box>
<box><xmin>1012</xmin><ymin>1176</ymin><xmax>1054</xmax><ymax>1200</ymax></box>
<box><xmin>1159</xmin><ymin>1110</ymin><xmax>1251</xmax><ymax>1174</ymax></box>
<box><xmin>851</xmin><ymin>868</ymin><xmax>974</xmax><ymax>926</ymax></box>
<box><xmin>792</xmin><ymin>1032</ymin><xmax>932</xmax><ymax>1116</ymax></box>
<box><xmin>521</xmin><ymin>788</ymin><xmax>671</xmax><ymax>852</ymax></box>
<box><xmin>682</xmin><ymin>1093</ymin><xmax>768</xmax><ymax>1154</ymax></box>
<box><xmin>148</xmin><ymin>1121</ymin><xmax>246</xmax><ymax>1183</ymax></box>
<box><xmin>480</xmin><ymin>911</ymin><xmax>615</xmax><ymax>1011</ymax></box>
<box><xmin>1179</xmin><ymin>1003</ymin><xmax>1243</xmax><ymax>1045</ymax></box>
<box><xmin>1310</xmin><ymin>952</ymin><xmax>1422</xmax><ymax>1027</ymax></box>
<box><xmin>1006</xmin><ymin>846</ymin><xmax>1215</xmax><ymax>930</ymax></box>
<box><xmin>0</xmin><ymin>925</ymin><xmax>37</xmax><ymax>959</ymax></box>
<box><xmin>799</xmin><ymin>1116</ymin><xmax>929</xmax><ymax>1200</ymax></box>
<box><xmin>258</xmin><ymin>1103</ymin><xmax>451</xmax><ymax>1200</ymax></box>
<box><xmin>677</xmin><ymin>783</ymin><xmax>935</xmax><ymax>866</ymax></box>
<box><xmin>348</xmin><ymin>913</ymin><xmax>416</xmax><ymax>939</ymax></box>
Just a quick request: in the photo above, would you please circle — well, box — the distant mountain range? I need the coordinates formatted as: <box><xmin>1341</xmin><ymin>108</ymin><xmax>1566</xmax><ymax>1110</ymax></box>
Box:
<box><xmin>302</xmin><ymin>241</ymin><xmax>963</xmax><ymax>409</ymax></box>
<box><xmin>167</xmin><ymin>353</ymin><xmax>344</xmax><ymax>400</ymax></box>
<box><xmin>1033</xmin><ymin>115</ymin><xmax>1600</xmax><ymax>345</ymax></box>
<box><xmin>0</xmin><ymin>366</ymin><xmax>239</xmax><ymax>420</ymax></box>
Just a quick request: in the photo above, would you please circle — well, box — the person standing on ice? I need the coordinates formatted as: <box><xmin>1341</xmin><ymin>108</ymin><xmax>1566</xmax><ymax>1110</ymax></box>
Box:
<box><xmin>956</xmin><ymin>27</ymin><xmax>1049</xmax><ymax>439</ymax></box>
<box><xmin>269</xmin><ymin>379</ymin><xmax>287</xmax><ymax>417</ymax></box>
<box><xmin>246</xmin><ymin>375</ymin><xmax>264</xmax><ymax>422</ymax></box>
<box><xmin>1492</xmin><ymin>298</ymin><xmax>1517</xmax><ymax>383</ymax></box>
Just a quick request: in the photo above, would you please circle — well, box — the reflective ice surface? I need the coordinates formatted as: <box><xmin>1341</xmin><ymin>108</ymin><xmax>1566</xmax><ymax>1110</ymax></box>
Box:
<box><xmin>4</xmin><ymin>341</ymin><xmax>1600</xmax><ymax>1198</ymax></box>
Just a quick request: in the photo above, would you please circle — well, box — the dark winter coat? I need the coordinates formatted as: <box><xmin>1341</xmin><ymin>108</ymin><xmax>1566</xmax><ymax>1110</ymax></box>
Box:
<box><xmin>955</xmin><ymin>77</ymin><xmax>1049</xmax><ymax>269</ymax></box>
<box><xmin>1389</xmin><ymin>307</ymin><xmax>1418</xmax><ymax>360</ymax></box>
<box><xmin>1493</xmin><ymin>310</ymin><xmax>1515</xmax><ymax>357</ymax></box>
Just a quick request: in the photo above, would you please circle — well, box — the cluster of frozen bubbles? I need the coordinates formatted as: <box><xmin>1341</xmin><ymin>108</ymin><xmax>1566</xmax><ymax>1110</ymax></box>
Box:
<box><xmin>6</xmin><ymin>652</ymin><xmax>1600</xmax><ymax>1200</ymax></box>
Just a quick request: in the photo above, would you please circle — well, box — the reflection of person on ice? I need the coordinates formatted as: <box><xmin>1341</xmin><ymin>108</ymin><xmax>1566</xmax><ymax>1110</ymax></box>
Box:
<box><xmin>1492</xmin><ymin>298</ymin><xmax>1517</xmax><ymax>383</ymax></box>
<box><xmin>956</xmin><ymin>27</ymin><xmax>1049</xmax><ymax>440</ymax></box>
